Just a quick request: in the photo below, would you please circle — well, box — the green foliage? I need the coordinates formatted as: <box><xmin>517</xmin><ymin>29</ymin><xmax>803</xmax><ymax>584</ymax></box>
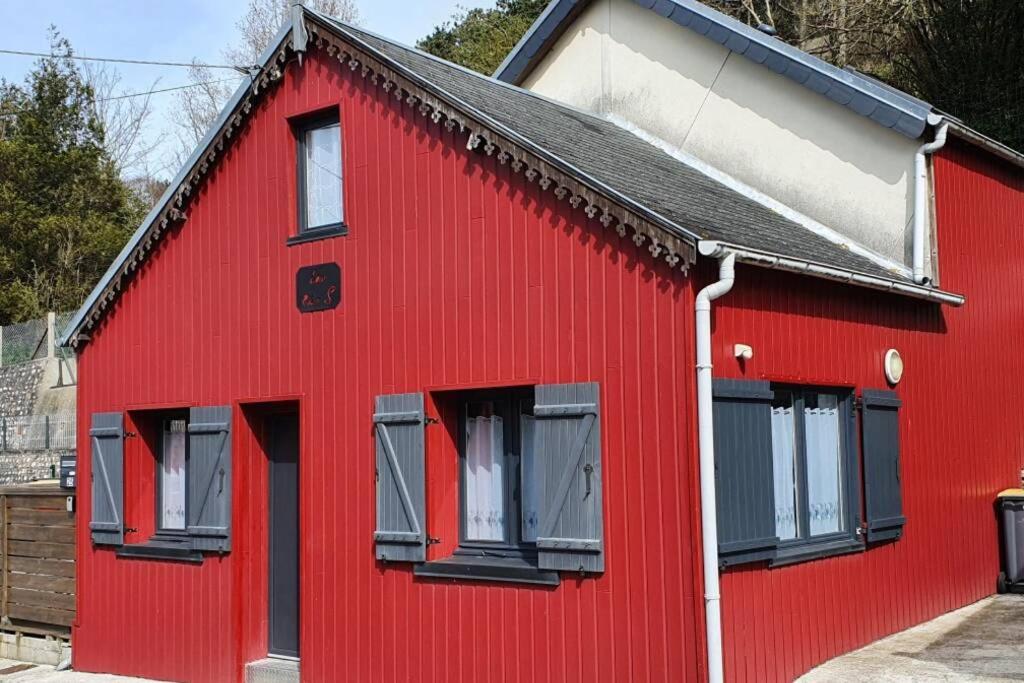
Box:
<box><xmin>0</xmin><ymin>31</ymin><xmax>144</xmax><ymax>325</ymax></box>
<box><xmin>417</xmin><ymin>0</ymin><xmax>548</xmax><ymax>75</ymax></box>
<box><xmin>894</xmin><ymin>0</ymin><xmax>1024</xmax><ymax>152</ymax></box>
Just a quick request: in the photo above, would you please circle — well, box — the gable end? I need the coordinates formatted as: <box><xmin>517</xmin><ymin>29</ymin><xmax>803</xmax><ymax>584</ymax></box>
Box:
<box><xmin>496</xmin><ymin>0</ymin><xmax>931</xmax><ymax>138</ymax></box>
<box><xmin>62</xmin><ymin>11</ymin><xmax>699</xmax><ymax>351</ymax></box>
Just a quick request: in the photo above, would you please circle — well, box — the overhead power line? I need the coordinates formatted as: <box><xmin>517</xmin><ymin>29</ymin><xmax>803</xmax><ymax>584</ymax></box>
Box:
<box><xmin>97</xmin><ymin>77</ymin><xmax>247</xmax><ymax>103</ymax></box>
<box><xmin>0</xmin><ymin>48</ymin><xmax>255</xmax><ymax>73</ymax></box>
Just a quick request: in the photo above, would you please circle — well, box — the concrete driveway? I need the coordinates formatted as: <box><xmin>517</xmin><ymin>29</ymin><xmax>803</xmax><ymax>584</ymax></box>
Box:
<box><xmin>800</xmin><ymin>595</ymin><xmax>1024</xmax><ymax>682</ymax></box>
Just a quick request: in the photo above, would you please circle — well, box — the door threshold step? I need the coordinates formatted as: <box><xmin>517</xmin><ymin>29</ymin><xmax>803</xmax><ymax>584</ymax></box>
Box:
<box><xmin>246</xmin><ymin>658</ymin><xmax>299</xmax><ymax>683</ymax></box>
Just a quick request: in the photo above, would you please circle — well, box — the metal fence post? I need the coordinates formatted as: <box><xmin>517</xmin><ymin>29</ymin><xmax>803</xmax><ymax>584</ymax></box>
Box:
<box><xmin>1</xmin><ymin>417</ymin><xmax>5</xmax><ymax>453</ymax></box>
<box><xmin>45</xmin><ymin>415</ymin><xmax>50</xmax><ymax>450</ymax></box>
<box><xmin>0</xmin><ymin>323</ymin><xmax>4</xmax><ymax>367</ymax></box>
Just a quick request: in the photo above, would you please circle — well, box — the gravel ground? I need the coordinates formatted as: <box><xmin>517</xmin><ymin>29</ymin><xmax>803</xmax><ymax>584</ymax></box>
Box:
<box><xmin>800</xmin><ymin>595</ymin><xmax>1024</xmax><ymax>682</ymax></box>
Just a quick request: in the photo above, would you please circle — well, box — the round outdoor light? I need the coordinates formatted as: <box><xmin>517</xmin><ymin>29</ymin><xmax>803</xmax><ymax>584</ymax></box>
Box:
<box><xmin>884</xmin><ymin>349</ymin><xmax>904</xmax><ymax>385</ymax></box>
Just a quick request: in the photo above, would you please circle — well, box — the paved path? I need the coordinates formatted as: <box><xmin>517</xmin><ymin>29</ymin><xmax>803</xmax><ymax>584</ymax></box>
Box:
<box><xmin>0</xmin><ymin>660</ymin><xmax>151</xmax><ymax>682</ymax></box>
<box><xmin>800</xmin><ymin>595</ymin><xmax>1024</xmax><ymax>682</ymax></box>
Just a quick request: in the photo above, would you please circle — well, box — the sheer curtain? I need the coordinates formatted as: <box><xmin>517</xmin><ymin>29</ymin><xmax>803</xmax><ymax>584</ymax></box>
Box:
<box><xmin>771</xmin><ymin>403</ymin><xmax>799</xmax><ymax>540</ymax></box>
<box><xmin>465</xmin><ymin>415</ymin><xmax>505</xmax><ymax>541</ymax></box>
<box><xmin>520</xmin><ymin>415</ymin><xmax>539</xmax><ymax>543</ymax></box>
<box><xmin>305</xmin><ymin>123</ymin><xmax>342</xmax><ymax>227</ymax></box>
<box><xmin>160</xmin><ymin>421</ymin><xmax>187</xmax><ymax>531</ymax></box>
<box><xmin>804</xmin><ymin>395</ymin><xmax>843</xmax><ymax>536</ymax></box>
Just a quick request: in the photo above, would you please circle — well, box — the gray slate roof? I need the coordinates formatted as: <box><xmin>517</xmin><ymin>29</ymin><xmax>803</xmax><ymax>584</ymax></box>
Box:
<box><xmin>326</xmin><ymin>18</ymin><xmax>906</xmax><ymax>281</ymax></box>
<box><xmin>494</xmin><ymin>0</ymin><xmax>933</xmax><ymax>138</ymax></box>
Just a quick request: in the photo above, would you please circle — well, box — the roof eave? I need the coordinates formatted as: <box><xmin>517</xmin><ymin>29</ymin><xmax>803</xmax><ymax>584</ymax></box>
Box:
<box><xmin>944</xmin><ymin>118</ymin><xmax>1024</xmax><ymax>171</ymax></box>
<box><xmin>698</xmin><ymin>240</ymin><xmax>965</xmax><ymax>306</ymax></box>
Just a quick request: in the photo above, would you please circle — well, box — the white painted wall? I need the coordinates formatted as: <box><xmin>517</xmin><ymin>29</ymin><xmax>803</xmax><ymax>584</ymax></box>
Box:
<box><xmin>522</xmin><ymin>0</ymin><xmax>926</xmax><ymax>272</ymax></box>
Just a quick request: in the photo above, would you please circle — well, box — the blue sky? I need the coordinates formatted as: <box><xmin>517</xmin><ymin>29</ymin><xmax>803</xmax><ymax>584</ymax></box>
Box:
<box><xmin>0</xmin><ymin>0</ymin><xmax>494</xmax><ymax>177</ymax></box>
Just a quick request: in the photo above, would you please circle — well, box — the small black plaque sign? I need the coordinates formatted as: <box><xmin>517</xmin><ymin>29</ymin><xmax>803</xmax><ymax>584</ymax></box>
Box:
<box><xmin>296</xmin><ymin>262</ymin><xmax>341</xmax><ymax>313</ymax></box>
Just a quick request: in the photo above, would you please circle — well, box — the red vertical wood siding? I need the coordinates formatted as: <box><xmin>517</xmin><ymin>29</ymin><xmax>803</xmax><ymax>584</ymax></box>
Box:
<box><xmin>712</xmin><ymin>138</ymin><xmax>1024</xmax><ymax>682</ymax></box>
<box><xmin>73</xmin><ymin>48</ymin><xmax>702</xmax><ymax>683</ymax></box>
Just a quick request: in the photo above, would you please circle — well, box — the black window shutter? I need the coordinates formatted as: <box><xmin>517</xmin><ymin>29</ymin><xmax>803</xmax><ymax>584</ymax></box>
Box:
<box><xmin>187</xmin><ymin>405</ymin><xmax>233</xmax><ymax>552</ymax></box>
<box><xmin>712</xmin><ymin>379</ymin><xmax>778</xmax><ymax>566</ymax></box>
<box><xmin>861</xmin><ymin>389</ymin><xmax>905</xmax><ymax>542</ymax></box>
<box><xmin>89</xmin><ymin>412</ymin><xmax>125</xmax><ymax>546</ymax></box>
<box><xmin>533</xmin><ymin>382</ymin><xmax>604</xmax><ymax>574</ymax></box>
<box><xmin>373</xmin><ymin>393</ymin><xmax>426</xmax><ymax>562</ymax></box>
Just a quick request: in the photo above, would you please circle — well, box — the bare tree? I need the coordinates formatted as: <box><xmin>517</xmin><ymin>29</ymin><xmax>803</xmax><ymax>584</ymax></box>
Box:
<box><xmin>83</xmin><ymin>63</ymin><xmax>160</xmax><ymax>177</ymax></box>
<box><xmin>167</xmin><ymin>62</ymin><xmax>238</xmax><ymax>168</ymax></box>
<box><xmin>225</xmin><ymin>0</ymin><xmax>360</xmax><ymax>67</ymax></box>
<box><xmin>708</xmin><ymin>0</ymin><xmax>925</xmax><ymax>73</ymax></box>
<box><xmin>168</xmin><ymin>0</ymin><xmax>359</xmax><ymax>166</ymax></box>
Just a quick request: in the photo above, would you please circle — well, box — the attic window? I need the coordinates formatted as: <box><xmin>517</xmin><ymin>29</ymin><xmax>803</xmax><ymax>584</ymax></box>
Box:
<box><xmin>290</xmin><ymin>110</ymin><xmax>346</xmax><ymax>244</ymax></box>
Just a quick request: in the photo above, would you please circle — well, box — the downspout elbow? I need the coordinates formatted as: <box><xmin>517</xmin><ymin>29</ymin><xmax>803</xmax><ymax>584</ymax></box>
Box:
<box><xmin>913</xmin><ymin>122</ymin><xmax>949</xmax><ymax>284</ymax></box>
<box><xmin>696</xmin><ymin>253</ymin><xmax>736</xmax><ymax>314</ymax></box>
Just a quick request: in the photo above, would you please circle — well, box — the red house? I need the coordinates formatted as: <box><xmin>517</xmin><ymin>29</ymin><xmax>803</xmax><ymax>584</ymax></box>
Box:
<box><xmin>61</xmin><ymin>2</ymin><xmax>1024</xmax><ymax>682</ymax></box>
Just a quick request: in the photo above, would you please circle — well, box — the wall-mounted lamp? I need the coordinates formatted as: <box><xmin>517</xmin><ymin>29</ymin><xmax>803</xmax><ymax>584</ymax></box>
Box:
<box><xmin>884</xmin><ymin>349</ymin><xmax>904</xmax><ymax>385</ymax></box>
<box><xmin>734</xmin><ymin>344</ymin><xmax>753</xmax><ymax>361</ymax></box>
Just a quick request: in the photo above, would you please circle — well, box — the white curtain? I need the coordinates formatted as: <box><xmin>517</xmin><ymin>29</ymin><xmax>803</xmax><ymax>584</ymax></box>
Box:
<box><xmin>160</xmin><ymin>422</ymin><xmax>187</xmax><ymax>530</ymax></box>
<box><xmin>520</xmin><ymin>415</ymin><xmax>539</xmax><ymax>543</ymax></box>
<box><xmin>771</xmin><ymin>404</ymin><xmax>799</xmax><ymax>540</ymax></box>
<box><xmin>465</xmin><ymin>415</ymin><xmax>505</xmax><ymax>541</ymax></box>
<box><xmin>804</xmin><ymin>396</ymin><xmax>843</xmax><ymax>536</ymax></box>
<box><xmin>304</xmin><ymin>123</ymin><xmax>342</xmax><ymax>227</ymax></box>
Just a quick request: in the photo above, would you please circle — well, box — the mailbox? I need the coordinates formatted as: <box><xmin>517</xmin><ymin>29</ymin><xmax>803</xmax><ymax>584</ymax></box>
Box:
<box><xmin>60</xmin><ymin>454</ymin><xmax>76</xmax><ymax>490</ymax></box>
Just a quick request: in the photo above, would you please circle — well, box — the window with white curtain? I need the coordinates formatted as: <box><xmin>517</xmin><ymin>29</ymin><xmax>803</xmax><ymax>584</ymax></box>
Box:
<box><xmin>464</xmin><ymin>413</ymin><xmax>506</xmax><ymax>541</ymax></box>
<box><xmin>771</xmin><ymin>394</ymin><xmax>799</xmax><ymax>541</ymax></box>
<box><xmin>158</xmin><ymin>418</ymin><xmax>188</xmax><ymax>532</ymax></box>
<box><xmin>295</xmin><ymin>113</ymin><xmax>344</xmax><ymax>234</ymax></box>
<box><xmin>804</xmin><ymin>394</ymin><xmax>844</xmax><ymax>537</ymax></box>
<box><xmin>458</xmin><ymin>390</ymin><xmax>537</xmax><ymax>553</ymax></box>
<box><xmin>769</xmin><ymin>387</ymin><xmax>854</xmax><ymax>551</ymax></box>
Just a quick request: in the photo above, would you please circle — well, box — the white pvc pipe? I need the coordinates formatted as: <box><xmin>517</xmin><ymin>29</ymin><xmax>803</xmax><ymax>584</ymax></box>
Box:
<box><xmin>913</xmin><ymin>122</ymin><xmax>949</xmax><ymax>284</ymax></box>
<box><xmin>695</xmin><ymin>252</ymin><xmax>736</xmax><ymax>683</ymax></box>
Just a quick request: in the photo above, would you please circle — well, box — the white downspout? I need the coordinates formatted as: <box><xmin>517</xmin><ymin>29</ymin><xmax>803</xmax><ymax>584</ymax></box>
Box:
<box><xmin>913</xmin><ymin>121</ymin><xmax>949</xmax><ymax>284</ymax></box>
<box><xmin>696</xmin><ymin>252</ymin><xmax>736</xmax><ymax>683</ymax></box>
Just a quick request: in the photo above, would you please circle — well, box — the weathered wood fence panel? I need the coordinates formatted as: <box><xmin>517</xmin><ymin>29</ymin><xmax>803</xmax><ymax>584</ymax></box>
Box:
<box><xmin>0</xmin><ymin>486</ymin><xmax>74</xmax><ymax>634</ymax></box>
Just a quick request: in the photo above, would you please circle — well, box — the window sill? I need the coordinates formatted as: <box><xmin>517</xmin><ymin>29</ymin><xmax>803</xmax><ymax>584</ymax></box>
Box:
<box><xmin>116</xmin><ymin>537</ymin><xmax>204</xmax><ymax>564</ymax></box>
<box><xmin>286</xmin><ymin>223</ymin><xmax>347</xmax><ymax>246</ymax></box>
<box><xmin>414</xmin><ymin>555</ymin><xmax>560</xmax><ymax>587</ymax></box>
<box><xmin>769</xmin><ymin>536</ymin><xmax>864</xmax><ymax>568</ymax></box>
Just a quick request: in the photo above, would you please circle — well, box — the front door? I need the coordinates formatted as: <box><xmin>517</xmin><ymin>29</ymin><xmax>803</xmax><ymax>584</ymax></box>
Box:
<box><xmin>268</xmin><ymin>413</ymin><xmax>300</xmax><ymax>658</ymax></box>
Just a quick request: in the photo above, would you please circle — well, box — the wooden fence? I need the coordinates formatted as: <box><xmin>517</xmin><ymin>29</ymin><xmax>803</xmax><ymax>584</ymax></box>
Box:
<box><xmin>0</xmin><ymin>485</ymin><xmax>74</xmax><ymax>635</ymax></box>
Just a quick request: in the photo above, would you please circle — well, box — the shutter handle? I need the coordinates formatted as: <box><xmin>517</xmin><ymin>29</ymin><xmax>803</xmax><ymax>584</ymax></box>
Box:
<box><xmin>218</xmin><ymin>467</ymin><xmax>225</xmax><ymax>494</ymax></box>
<box><xmin>583</xmin><ymin>463</ymin><xmax>594</xmax><ymax>498</ymax></box>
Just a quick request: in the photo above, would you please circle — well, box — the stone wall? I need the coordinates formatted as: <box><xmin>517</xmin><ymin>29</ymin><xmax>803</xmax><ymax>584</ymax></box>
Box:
<box><xmin>0</xmin><ymin>358</ymin><xmax>74</xmax><ymax>485</ymax></box>
<box><xmin>0</xmin><ymin>449</ymin><xmax>64</xmax><ymax>485</ymax></box>
<box><xmin>0</xmin><ymin>360</ymin><xmax>46</xmax><ymax>417</ymax></box>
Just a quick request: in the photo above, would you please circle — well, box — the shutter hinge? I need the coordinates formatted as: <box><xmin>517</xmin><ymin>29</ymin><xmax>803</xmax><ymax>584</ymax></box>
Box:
<box><xmin>426</xmin><ymin>536</ymin><xmax>441</xmax><ymax>545</ymax></box>
<box><xmin>125</xmin><ymin>526</ymin><xmax>138</xmax><ymax>534</ymax></box>
<box><xmin>124</xmin><ymin>431</ymin><xmax>138</xmax><ymax>438</ymax></box>
<box><xmin>424</xmin><ymin>416</ymin><xmax>439</xmax><ymax>426</ymax></box>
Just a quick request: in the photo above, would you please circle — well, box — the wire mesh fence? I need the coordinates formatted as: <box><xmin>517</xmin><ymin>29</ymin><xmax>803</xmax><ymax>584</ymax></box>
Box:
<box><xmin>0</xmin><ymin>318</ymin><xmax>46</xmax><ymax>366</ymax></box>
<box><xmin>0</xmin><ymin>412</ymin><xmax>76</xmax><ymax>452</ymax></box>
<box><xmin>0</xmin><ymin>312</ymin><xmax>75</xmax><ymax>367</ymax></box>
